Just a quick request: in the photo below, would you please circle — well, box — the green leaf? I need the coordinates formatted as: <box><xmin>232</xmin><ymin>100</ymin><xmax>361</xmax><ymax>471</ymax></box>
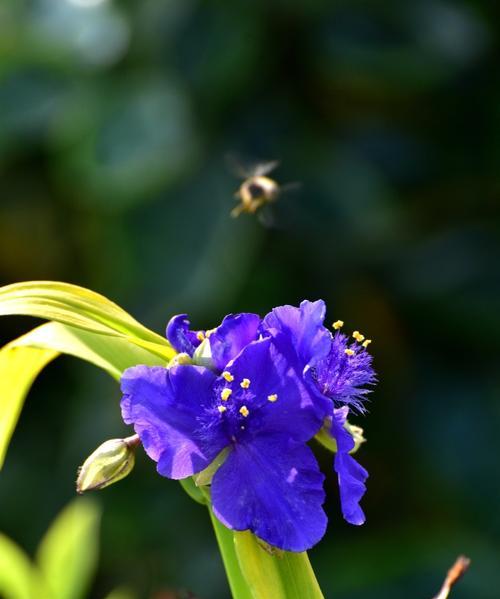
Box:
<box><xmin>10</xmin><ymin>321</ymin><xmax>169</xmax><ymax>379</ymax></box>
<box><xmin>0</xmin><ymin>342</ymin><xmax>58</xmax><ymax>470</ymax></box>
<box><xmin>0</xmin><ymin>281</ymin><xmax>175</xmax><ymax>360</ymax></box>
<box><xmin>36</xmin><ymin>499</ymin><xmax>101</xmax><ymax>599</ymax></box>
<box><xmin>0</xmin><ymin>280</ymin><xmax>177</xmax><ymax>469</ymax></box>
<box><xmin>102</xmin><ymin>588</ymin><xmax>136</xmax><ymax>599</ymax></box>
<box><xmin>233</xmin><ymin>531</ymin><xmax>324</xmax><ymax>599</ymax></box>
<box><xmin>0</xmin><ymin>321</ymin><xmax>169</xmax><ymax>469</ymax></box>
<box><xmin>0</xmin><ymin>533</ymin><xmax>47</xmax><ymax>599</ymax></box>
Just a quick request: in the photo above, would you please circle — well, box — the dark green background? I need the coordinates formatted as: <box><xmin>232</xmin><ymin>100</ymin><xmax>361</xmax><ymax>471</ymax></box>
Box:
<box><xmin>1</xmin><ymin>0</ymin><xmax>499</xmax><ymax>597</ymax></box>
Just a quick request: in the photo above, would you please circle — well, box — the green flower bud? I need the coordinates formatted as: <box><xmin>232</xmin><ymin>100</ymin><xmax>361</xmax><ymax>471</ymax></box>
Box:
<box><xmin>76</xmin><ymin>436</ymin><xmax>139</xmax><ymax>494</ymax></box>
<box><xmin>192</xmin><ymin>338</ymin><xmax>215</xmax><ymax>369</ymax></box>
<box><xmin>346</xmin><ymin>422</ymin><xmax>366</xmax><ymax>454</ymax></box>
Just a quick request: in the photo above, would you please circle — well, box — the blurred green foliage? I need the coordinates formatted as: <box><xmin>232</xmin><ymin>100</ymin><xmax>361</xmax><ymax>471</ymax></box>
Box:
<box><xmin>0</xmin><ymin>499</ymin><xmax>103</xmax><ymax>599</ymax></box>
<box><xmin>0</xmin><ymin>0</ymin><xmax>499</xmax><ymax>597</ymax></box>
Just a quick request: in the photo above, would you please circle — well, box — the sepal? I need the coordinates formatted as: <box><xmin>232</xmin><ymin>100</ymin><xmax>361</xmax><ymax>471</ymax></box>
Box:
<box><xmin>194</xmin><ymin>447</ymin><xmax>230</xmax><ymax>487</ymax></box>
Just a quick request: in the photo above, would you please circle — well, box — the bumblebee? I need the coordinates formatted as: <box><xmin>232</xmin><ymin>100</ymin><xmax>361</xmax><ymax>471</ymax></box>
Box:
<box><xmin>230</xmin><ymin>160</ymin><xmax>281</xmax><ymax>218</ymax></box>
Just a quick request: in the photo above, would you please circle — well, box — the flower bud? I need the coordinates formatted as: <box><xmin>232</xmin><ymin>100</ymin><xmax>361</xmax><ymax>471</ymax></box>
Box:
<box><xmin>192</xmin><ymin>338</ymin><xmax>215</xmax><ymax>369</ymax></box>
<box><xmin>345</xmin><ymin>422</ymin><xmax>366</xmax><ymax>454</ymax></box>
<box><xmin>76</xmin><ymin>436</ymin><xmax>138</xmax><ymax>494</ymax></box>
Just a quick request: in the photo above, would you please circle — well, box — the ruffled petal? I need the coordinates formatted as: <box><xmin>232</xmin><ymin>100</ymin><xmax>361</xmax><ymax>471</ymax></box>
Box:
<box><xmin>210</xmin><ymin>313</ymin><xmax>261</xmax><ymax>371</ymax></box>
<box><xmin>211</xmin><ymin>433</ymin><xmax>327</xmax><ymax>552</ymax></box>
<box><xmin>331</xmin><ymin>407</ymin><xmax>368</xmax><ymax>525</ymax></box>
<box><xmin>262</xmin><ymin>300</ymin><xmax>331</xmax><ymax>372</ymax></box>
<box><xmin>222</xmin><ymin>337</ymin><xmax>323</xmax><ymax>443</ymax></box>
<box><xmin>166</xmin><ymin>314</ymin><xmax>202</xmax><ymax>355</ymax></box>
<box><xmin>121</xmin><ymin>364</ymin><xmax>227</xmax><ymax>479</ymax></box>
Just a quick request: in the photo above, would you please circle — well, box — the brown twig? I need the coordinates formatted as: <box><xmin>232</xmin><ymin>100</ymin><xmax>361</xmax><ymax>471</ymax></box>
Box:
<box><xmin>433</xmin><ymin>555</ymin><xmax>471</xmax><ymax>599</ymax></box>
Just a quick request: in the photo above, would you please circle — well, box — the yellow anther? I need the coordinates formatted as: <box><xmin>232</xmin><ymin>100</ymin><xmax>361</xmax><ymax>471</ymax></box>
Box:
<box><xmin>221</xmin><ymin>388</ymin><xmax>232</xmax><ymax>401</ymax></box>
<box><xmin>352</xmin><ymin>331</ymin><xmax>365</xmax><ymax>343</ymax></box>
<box><xmin>362</xmin><ymin>339</ymin><xmax>372</xmax><ymax>348</ymax></box>
<box><xmin>333</xmin><ymin>320</ymin><xmax>344</xmax><ymax>330</ymax></box>
<box><xmin>196</xmin><ymin>331</ymin><xmax>205</xmax><ymax>341</ymax></box>
<box><xmin>267</xmin><ymin>394</ymin><xmax>278</xmax><ymax>403</ymax></box>
<box><xmin>205</xmin><ymin>328</ymin><xmax>216</xmax><ymax>338</ymax></box>
<box><xmin>222</xmin><ymin>371</ymin><xmax>234</xmax><ymax>382</ymax></box>
<box><xmin>240</xmin><ymin>378</ymin><xmax>251</xmax><ymax>389</ymax></box>
<box><xmin>344</xmin><ymin>349</ymin><xmax>355</xmax><ymax>357</ymax></box>
<box><xmin>239</xmin><ymin>405</ymin><xmax>249</xmax><ymax>417</ymax></box>
<box><xmin>217</xmin><ymin>405</ymin><xmax>227</xmax><ymax>413</ymax></box>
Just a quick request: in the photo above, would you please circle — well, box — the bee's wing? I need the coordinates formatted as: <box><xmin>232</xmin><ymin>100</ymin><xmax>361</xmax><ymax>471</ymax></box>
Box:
<box><xmin>257</xmin><ymin>205</ymin><xmax>276</xmax><ymax>228</ymax></box>
<box><xmin>225</xmin><ymin>153</ymin><xmax>252</xmax><ymax>178</ymax></box>
<box><xmin>254</xmin><ymin>160</ymin><xmax>280</xmax><ymax>177</ymax></box>
<box><xmin>226</xmin><ymin>153</ymin><xmax>280</xmax><ymax>178</ymax></box>
<box><xmin>278</xmin><ymin>181</ymin><xmax>302</xmax><ymax>194</ymax></box>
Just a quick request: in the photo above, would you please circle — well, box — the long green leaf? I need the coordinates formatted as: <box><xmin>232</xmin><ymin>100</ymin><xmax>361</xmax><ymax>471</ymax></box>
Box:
<box><xmin>0</xmin><ymin>281</ymin><xmax>174</xmax><ymax>360</ymax></box>
<box><xmin>36</xmin><ymin>499</ymin><xmax>101</xmax><ymax>599</ymax></box>
<box><xmin>10</xmin><ymin>322</ymin><xmax>169</xmax><ymax>379</ymax></box>
<box><xmin>0</xmin><ymin>534</ymin><xmax>47</xmax><ymax>599</ymax></box>
<box><xmin>0</xmin><ymin>343</ymin><xmax>58</xmax><ymax>470</ymax></box>
<box><xmin>0</xmin><ymin>321</ymin><xmax>169</xmax><ymax>468</ymax></box>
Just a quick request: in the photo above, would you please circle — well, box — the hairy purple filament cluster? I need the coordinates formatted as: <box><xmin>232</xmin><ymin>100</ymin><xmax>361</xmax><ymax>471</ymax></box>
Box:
<box><xmin>121</xmin><ymin>301</ymin><xmax>376</xmax><ymax>552</ymax></box>
<box><xmin>312</xmin><ymin>331</ymin><xmax>375</xmax><ymax>413</ymax></box>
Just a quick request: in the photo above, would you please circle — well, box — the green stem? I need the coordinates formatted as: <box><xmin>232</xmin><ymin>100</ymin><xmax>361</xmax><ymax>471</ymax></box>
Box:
<box><xmin>198</xmin><ymin>487</ymin><xmax>324</xmax><ymax>599</ymax></box>
<box><xmin>208</xmin><ymin>508</ymin><xmax>254</xmax><ymax>599</ymax></box>
<box><xmin>232</xmin><ymin>531</ymin><xmax>324</xmax><ymax>599</ymax></box>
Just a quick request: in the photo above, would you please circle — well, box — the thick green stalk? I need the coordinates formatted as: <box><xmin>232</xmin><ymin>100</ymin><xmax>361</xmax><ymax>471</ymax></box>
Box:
<box><xmin>208</xmin><ymin>505</ymin><xmax>324</xmax><ymax>599</ymax></box>
<box><xmin>208</xmin><ymin>509</ymin><xmax>254</xmax><ymax>599</ymax></box>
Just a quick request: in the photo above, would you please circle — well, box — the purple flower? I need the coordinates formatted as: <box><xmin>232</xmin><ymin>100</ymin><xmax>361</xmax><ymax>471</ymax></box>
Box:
<box><xmin>123</xmin><ymin>300</ymin><xmax>376</xmax><ymax>549</ymax></box>
<box><xmin>262</xmin><ymin>300</ymin><xmax>376</xmax><ymax>525</ymax></box>
<box><xmin>121</xmin><ymin>335</ymin><xmax>327</xmax><ymax>552</ymax></box>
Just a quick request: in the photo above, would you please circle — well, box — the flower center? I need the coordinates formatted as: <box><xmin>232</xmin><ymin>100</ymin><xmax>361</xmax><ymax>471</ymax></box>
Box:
<box><xmin>213</xmin><ymin>371</ymin><xmax>279</xmax><ymax>438</ymax></box>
